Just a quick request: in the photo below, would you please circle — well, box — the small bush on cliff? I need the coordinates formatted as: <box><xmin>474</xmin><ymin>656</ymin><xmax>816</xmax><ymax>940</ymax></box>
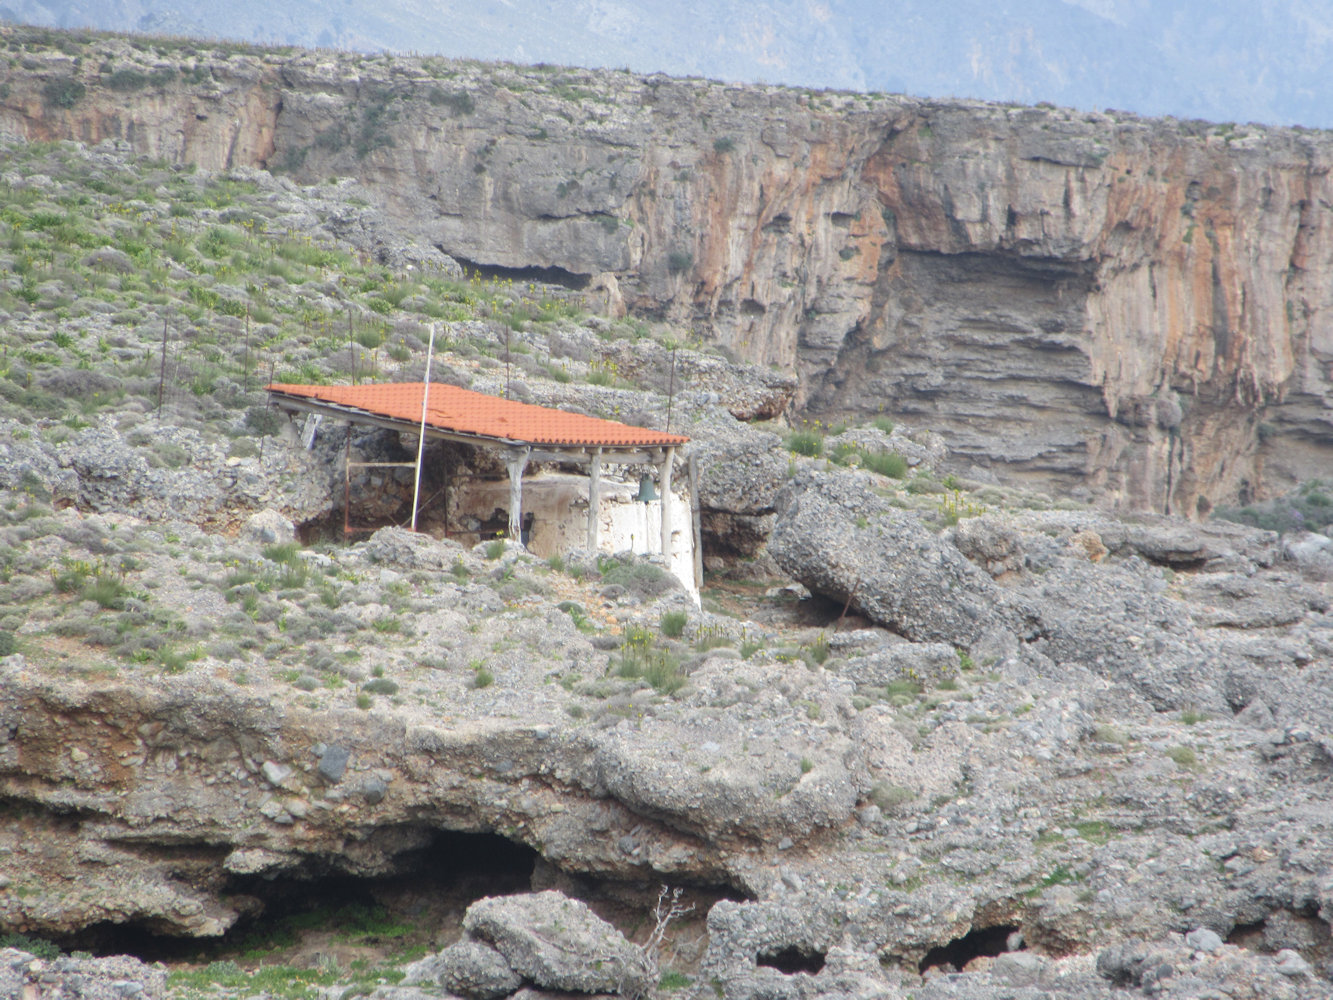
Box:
<box><xmin>660</xmin><ymin>610</ymin><xmax>688</xmax><ymax>638</ymax></box>
<box><xmin>786</xmin><ymin>428</ymin><xmax>823</xmax><ymax>457</ymax></box>
<box><xmin>600</xmin><ymin>558</ymin><xmax>673</xmax><ymax>598</ymax></box>
<box><xmin>863</xmin><ymin>450</ymin><xmax>907</xmax><ymax>478</ymax></box>
<box><xmin>1213</xmin><ymin>479</ymin><xmax>1333</xmax><ymax>534</ymax></box>
<box><xmin>428</xmin><ymin>87</ymin><xmax>475</xmax><ymax>115</ymax></box>
<box><xmin>0</xmin><ymin>932</ymin><xmax>60</xmax><ymax>959</ymax></box>
<box><xmin>42</xmin><ymin>78</ymin><xmax>86</xmax><ymax>109</ymax></box>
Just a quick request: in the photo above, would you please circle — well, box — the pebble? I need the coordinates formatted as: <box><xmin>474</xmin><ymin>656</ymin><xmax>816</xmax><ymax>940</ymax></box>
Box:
<box><xmin>1185</xmin><ymin>927</ymin><xmax>1224</xmax><ymax>953</ymax></box>
<box><xmin>318</xmin><ymin>745</ymin><xmax>351</xmax><ymax>783</ymax></box>
<box><xmin>1274</xmin><ymin>949</ymin><xmax>1311</xmax><ymax>976</ymax></box>
<box><xmin>261</xmin><ymin>760</ymin><xmax>293</xmax><ymax>786</ymax></box>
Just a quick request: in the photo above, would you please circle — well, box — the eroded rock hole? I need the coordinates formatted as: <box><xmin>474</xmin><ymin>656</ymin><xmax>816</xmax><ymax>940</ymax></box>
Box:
<box><xmin>758</xmin><ymin>946</ymin><xmax>826</xmax><ymax>974</ymax></box>
<box><xmin>794</xmin><ymin>590</ymin><xmax>864</xmax><ymax>629</ymax></box>
<box><xmin>1227</xmin><ymin>906</ymin><xmax>1332</xmax><ymax>969</ymax></box>
<box><xmin>919</xmin><ymin>923</ymin><xmax>1022</xmax><ymax>974</ymax></box>
<box><xmin>450</xmin><ymin>256</ymin><xmax>590</xmax><ymax>290</ymax></box>
<box><xmin>1227</xmin><ymin>918</ymin><xmax>1267</xmax><ymax>949</ymax></box>
<box><xmin>62</xmin><ymin>830</ymin><xmax>540</xmax><ymax>962</ymax></box>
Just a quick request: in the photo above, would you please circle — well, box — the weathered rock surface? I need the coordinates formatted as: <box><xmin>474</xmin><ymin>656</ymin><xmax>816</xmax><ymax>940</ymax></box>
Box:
<box><xmin>0</xmin><ymin>948</ymin><xmax>166</xmax><ymax>1000</ymax></box>
<box><xmin>770</xmin><ymin>470</ymin><xmax>998</xmax><ymax>643</ymax></box>
<box><xmin>5</xmin><ymin>34</ymin><xmax>1333</xmax><ymax>511</ymax></box>
<box><xmin>2</xmin><ymin>32</ymin><xmax>1333</xmax><ymax>1000</ymax></box>
<box><xmin>463</xmin><ymin>892</ymin><xmax>652</xmax><ymax>996</ymax></box>
<box><xmin>403</xmin><ymin>938</ymin><xmax>524</xmax><ymax>999</ymax></box>
<box><xmin>1</xmin><ymin>491</ymin><xmax>1332</xmax><ymax>998</ymax></box>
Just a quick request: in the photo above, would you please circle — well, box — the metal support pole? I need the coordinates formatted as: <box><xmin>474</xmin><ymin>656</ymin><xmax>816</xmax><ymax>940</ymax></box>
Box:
<box><xmin>410</xmin><ymin>324</ymin><xmax>436</xmax><ymax>532</ymax></box>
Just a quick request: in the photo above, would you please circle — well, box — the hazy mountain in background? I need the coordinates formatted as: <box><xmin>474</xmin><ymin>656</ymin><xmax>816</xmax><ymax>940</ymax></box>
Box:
<box><xmin>2</xmin><ymin>0</ymin><xmax>1331</xmax><ymax>127</ymax></box>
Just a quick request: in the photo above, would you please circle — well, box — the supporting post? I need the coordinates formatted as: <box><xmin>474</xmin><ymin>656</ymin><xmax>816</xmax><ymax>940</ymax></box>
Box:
<box><xmin>688</xmin><ymin>452</ymin><xmax>702</xmax><ymax>590</ymax></box>
<box><xmin>659</xmin><ymin>447</ymin><xmax>675</xmax><ymax>559</ymax></box>
<box><xmin>586</xmin><ymin>448</ymin><xmax>602</xmax><ymax>552</ymax></box>
<box><xmin>410</xmin><ymin>323</ymin><xmax>437</xmax><ymax>533</ymax></box>
<box><xmin>506</xmin><ymin>447</ymin><xmax>531</xmax><ymax>546</ymax></box>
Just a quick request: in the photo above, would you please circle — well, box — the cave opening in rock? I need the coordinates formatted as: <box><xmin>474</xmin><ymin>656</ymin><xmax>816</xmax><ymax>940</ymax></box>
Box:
<box><xmin>918</xmin><ymin>923</ymin><xmax>1022</xmax><ymax>974</ymax></box>
<box><xmin>1227</xmin><ymin>918</ymin><xmax>1267</xmax><ymax>949</ymax></box>
<box><xmin>758</xmin><ymin>946</ymin><xmax>826</xmax><ymax>975</ymax></box>
<box><xmin>59</xmin><ymin>829</ymin><xmax>541</xmax><ymax>962</ymax></box>
<box><xmin>449</xmin><ymin>256</ymin><xmax>591</xmax><ymax>291</ymax></box>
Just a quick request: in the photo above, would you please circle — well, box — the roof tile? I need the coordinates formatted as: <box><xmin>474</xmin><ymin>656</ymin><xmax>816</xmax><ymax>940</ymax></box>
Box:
<box><xmin>266</xmin><ymin>382</ymin><xmax>689</xmax><ymax>449</ymax></box>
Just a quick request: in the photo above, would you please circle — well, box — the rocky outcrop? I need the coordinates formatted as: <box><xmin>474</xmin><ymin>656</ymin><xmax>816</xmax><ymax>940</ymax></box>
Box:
<box><xmin>3</xmin><ymin>495</ymin><xmax>1333</xmax><ymax>993</ymax></box>
<box><xmin>3</xmin><ymin>32</ymin><xmax>1333</xmax><ymax>513</ymax></box>
<box><xmin>770</xmin><ymin>470</ymin><xmax>998</xmax><ymax>644</ymax></box>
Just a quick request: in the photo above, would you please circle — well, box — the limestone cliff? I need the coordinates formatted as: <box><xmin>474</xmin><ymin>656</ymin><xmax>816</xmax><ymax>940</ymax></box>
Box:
<box><xmin>3</xmin><ymin>27</ymin><xmax>1331</xmax><ymax>514</ymax></box>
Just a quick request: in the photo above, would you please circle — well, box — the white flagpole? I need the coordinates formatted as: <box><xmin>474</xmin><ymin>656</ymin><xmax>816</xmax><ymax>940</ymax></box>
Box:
<box><xmin>411</xmin><ymin>323</ymin><xmax>436</xmax><ymax>532</ymax></box>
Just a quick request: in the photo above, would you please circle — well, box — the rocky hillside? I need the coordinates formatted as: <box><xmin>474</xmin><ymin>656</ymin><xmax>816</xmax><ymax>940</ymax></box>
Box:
<box><xmin>2</xmin><ymin>25</ymin><xmax>1332</xmax><ymax>517</ymax></box>
<box><xmin>0</xmin><ymin>31</ymin><xmax>1331</xmax><ymax>1000</ymax></box>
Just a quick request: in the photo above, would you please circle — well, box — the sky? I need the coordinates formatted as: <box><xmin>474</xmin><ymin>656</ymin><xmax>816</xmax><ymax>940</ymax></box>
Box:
<box><xmin>2</xmin><ymin>0</ymin><xmax>1332</xmax><ymax>127</ymax></box>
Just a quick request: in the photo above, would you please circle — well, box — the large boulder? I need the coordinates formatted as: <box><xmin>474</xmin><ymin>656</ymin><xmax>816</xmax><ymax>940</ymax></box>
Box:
<box><xmin>360</xmin><ymin>525</ymin><xmax>466</xmax><ymax>570</ymax></box>
<box><xmin>770</xmin><ymin>471</ymin><xmax>997</xmax><ymax>644</ymax></box>
<box><xmin>402</xmin><ymin>939</ymin><xmax>523</xmax><ymax>999</ymax></box>
<box><xmin>463</xmin><ymin>891</ymin><xmax>652</xmax><ymax>996</ymax></box>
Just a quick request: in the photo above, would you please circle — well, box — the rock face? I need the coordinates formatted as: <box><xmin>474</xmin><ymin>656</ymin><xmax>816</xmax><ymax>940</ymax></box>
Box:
<box><xmin>3</xmin><ymin>31</ymin><xmax>1333</xmax><ymax>512</ymax></box>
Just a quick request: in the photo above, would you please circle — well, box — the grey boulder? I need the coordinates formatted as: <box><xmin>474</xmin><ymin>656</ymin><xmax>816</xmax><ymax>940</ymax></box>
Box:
<box><xmin>770</xmin><ymin>470</ymin><xmax>996</xmax><ymax>643</ymax></box>
<box><xmin>463</xmin><ymin>891</ymin><xmax>652</xmax><ymax>996</ymax></box>
<box><xmin>402</xmin><ymin>939</ymin><xmax>523</xmax><ymax>999</ymax></box>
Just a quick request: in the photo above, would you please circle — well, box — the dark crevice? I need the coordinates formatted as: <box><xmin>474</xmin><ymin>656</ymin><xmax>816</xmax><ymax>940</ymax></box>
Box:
<box><xmin>919</xmin><ymin>923</ymin><xmax>1022</xmax><ymax>974</ymax></box>
<box><xmin>1227</xmin><ymin>919</ymin><xmax>1267</xmax><ymax>949</ymax></box>
<box><xmin>447</xmin><ymin>254</ymin><xmax>591</xmax><ymax>290</ymax></box>
<box><xmin>758</xmin><ymin>946</ymin><xmax>826</xmax><ymax>974</ymax></box>
<box><xmin>58</xmin><ymin>829</ymin><xmax>540</xmax><ymax>961</ymax></box>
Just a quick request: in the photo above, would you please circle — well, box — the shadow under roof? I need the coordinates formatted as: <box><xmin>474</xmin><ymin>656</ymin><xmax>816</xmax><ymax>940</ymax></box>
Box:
<box><xmin>266</xmin><ymin>382</ymin><xmax>689</xmax><ymax>451</ymax></box>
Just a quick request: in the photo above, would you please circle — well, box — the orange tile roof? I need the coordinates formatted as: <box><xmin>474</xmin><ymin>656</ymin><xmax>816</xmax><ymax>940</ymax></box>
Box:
<box><xmin>266</xmin><ymin>382</ymin><xmax>689</xmax><ymax>449</ymax></box>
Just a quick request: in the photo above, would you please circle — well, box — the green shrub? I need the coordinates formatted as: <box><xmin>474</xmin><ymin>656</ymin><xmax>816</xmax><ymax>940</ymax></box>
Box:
<box><xmin>427</xmin><ymin>88</ymin><xmax>475</xmax><ymax>114</ymax></box>
<box><xmin>667</xmin><ymin>249</ymin><xmax>693</xmax><ymax>274</ymax></box>
<box><xmin>0</xmin><ymin>933</ymin><xmax>59</xmax><ymax>959</ymax></box>
<box><xmin>785</xmin><ymin>429</ymin><xmax>823</xmax><ymax>457</ymax></box>
<box><xmin>660</xmin><ymin>610</ymin><xmax>688</xmax><ymax>638</ymax></box>
<box><xmin>0</xmin><ymin>631</ymin><xmax>16</xmax><ymax>657</ymax></box>
<box><xmin>81</xmin><ymin>575</ymin><xmax>129</xmax><ymax>610</ymax></box>
<box><xmin>484</xmin><ymin>538</ymin><xmax>505</xmax><ymax>560</ymax></box>
<box><xmin>1168</xmin><ymin>745</ymin><xmax>1199</xmax><ymax>769</ymax></box>
<box><xmin>601</xmin><ymin>559</ymin><xmax>674</xmax><ymax>598</ymax></box>
<box><xmin>1212</xmin><ymin>479</ymin><xmax>1333</xmax><ymax>534</ymax></box>
<box><xmin>642</xmin><ymin>656</ymin><xmax>685</xmax><ymax>694</ymax></box>
<box><xmin>868</xmin><ymin>782</ymin><xmax>915</xmax><ymax>811</ymax></box>
<box><xmin>806</xmin><ymin>633</ymin><xmax>830</xmax><ymax>665</ymax></box>
<box><xmin>472</xmin><ymin>665</ymin><xmax>494</xmax><ymax>689</ymax></box>
<box><xmin>245</xmin><ymin>405</ymin><xmax>282</xmax><ymax>437</ymax></box>
<box><xmin>263</xmin><ymin>542</ymin><xmax>302</xmax><ymax>564</ymax></box>
<box><xmin>42</xmin><ymin>78</ymin><xmax>86</xmax><ymax>109</ymax></box>
<box><xmin>362</xmin><ymin>677</ymin><xmax>399</xmax><ymax>695</ymax></box>
<box><xmin>659</xmin><ymin>970</ymin><xmax>692</xmax><ymax>991</ymax></box>
<box><xmin>863</xmin><ymin>450</ymin><xmax>907</xmax><ymax>479</ymax></box>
